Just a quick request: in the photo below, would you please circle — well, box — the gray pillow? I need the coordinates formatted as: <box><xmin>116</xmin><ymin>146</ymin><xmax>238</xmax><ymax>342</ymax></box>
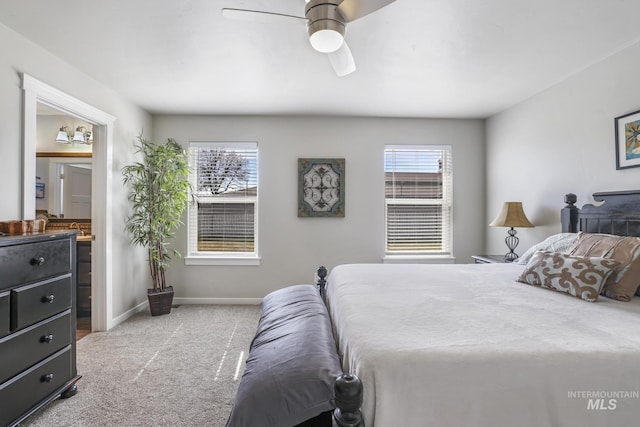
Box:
<box><xmin>226</xmin><ymin>284</ymin><xmax>342</xmax><ymax>427</ymax></box>
<box><xmin>515</xmin><ymin>233</ymin><xmax>578</xmax><ymax>265</ymax></box>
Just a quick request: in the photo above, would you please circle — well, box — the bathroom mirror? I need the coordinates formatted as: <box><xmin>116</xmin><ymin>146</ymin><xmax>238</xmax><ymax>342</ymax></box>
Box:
<box><xmin>36</xmin><ymin>153</ymin><xmax>92</xmax><ymax>218</ymax></box>
<box><xmin>36</xmin><ymin>103</ymin><xmax>93</xmax><ymax>219</ymax></box>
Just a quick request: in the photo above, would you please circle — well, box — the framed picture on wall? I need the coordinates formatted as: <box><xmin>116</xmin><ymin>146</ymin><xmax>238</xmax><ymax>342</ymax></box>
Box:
<box><xmin>298</xmin><ymin>158</ymin><xmax>345</xmax><ymax>217</ymax></box>
<box><xmin>35</xmin><ymin>183</ymin><xmax>45</xmax><ymax>199</ymax></box>
<box><xmin>615</xmin><ymin>109</ymin><xmax>640</xmax><ymax>169</ymax></box>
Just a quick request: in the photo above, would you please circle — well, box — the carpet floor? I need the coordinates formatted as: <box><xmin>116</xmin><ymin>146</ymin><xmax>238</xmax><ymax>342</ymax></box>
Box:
<box><xmin>19</xmin><ymin>304</ymin><xmax>261</xmax><ymax>427</ymax></box>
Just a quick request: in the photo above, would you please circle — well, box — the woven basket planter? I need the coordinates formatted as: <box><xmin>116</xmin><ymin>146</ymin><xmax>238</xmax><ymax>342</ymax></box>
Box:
<box><xmin>147</xmin><ymin>286</ymin><xmax>174</xmax><ymax>316</ymax></box>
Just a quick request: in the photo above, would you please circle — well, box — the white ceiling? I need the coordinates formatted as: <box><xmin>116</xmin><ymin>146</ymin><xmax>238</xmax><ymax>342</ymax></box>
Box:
<box><xmin>2</xmin><ymin>0</ymin><xmax>640</xmax><ymax>118</ymax></box>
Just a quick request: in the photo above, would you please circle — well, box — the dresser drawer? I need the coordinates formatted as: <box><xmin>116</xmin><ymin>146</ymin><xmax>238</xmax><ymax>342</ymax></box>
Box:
<box><xmin>11</xmin><ymin>275</ymin><xmax>72</xmax><ymax>331</ymax></box>
<box><xmin>0</xmin><ymin>310</ymin><xmax>72</xmax><ymax>384</ymax></box>
<box><xmin>0</xmin><ymin>346</ymin><xmax>72</xmax><ymax>427</ymax></box>
<box><xmin>0</xmin><ymin>239</ymin><xmax>71</xmax><ymax>292</ymax></box>
<box><xmin>0</xmin><ymin>291</ymin><xmax>8</xmax><ymax>338</ymax></box>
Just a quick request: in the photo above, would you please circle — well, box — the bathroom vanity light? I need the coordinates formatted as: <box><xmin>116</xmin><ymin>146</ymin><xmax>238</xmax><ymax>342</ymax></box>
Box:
<box><xmin>56</xmin><ymin>125</ymin><xmax>92</xmax><ymax>144</ymax></box>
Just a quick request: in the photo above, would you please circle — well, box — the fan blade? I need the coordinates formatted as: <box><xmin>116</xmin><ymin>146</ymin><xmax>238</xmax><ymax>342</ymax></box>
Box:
<box><xmin>328</xmin><ymin>42</ymin><xmax>356</xmax><ymax>77</ymax></box>
<box><xmin>221</xmin><ymin>8</ymin><xmax>307</xmax><ymax>25</ymax></box>
<box><xmin>337</xmin><ymin>0</ymin><xmax>396</xmax><ymax>22</ymax></box>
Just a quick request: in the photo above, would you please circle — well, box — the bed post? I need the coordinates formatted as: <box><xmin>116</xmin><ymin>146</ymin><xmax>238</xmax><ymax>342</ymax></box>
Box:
<box><xmin>315</xmin><ymin>267</ymin><xmax>365</xmax><ymax>426</ymax></box>
<box><xmin>317</xmin><ymin>266</ymin><xmax>328</xmax><ymax>300</ymax></box>
<box><xmin>333</xmin><ymin>374</ymin><xmax>364</xmax><ymax>427</ymax></box>
<box><xmin>561</xmin><ymin>193</ymin><xmax>579</xmax><ymax>232</ymax></box>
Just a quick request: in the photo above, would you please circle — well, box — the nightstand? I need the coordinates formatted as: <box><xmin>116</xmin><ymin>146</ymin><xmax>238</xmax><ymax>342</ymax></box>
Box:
<box><xmin>472</xmin><ymin>254</ymin><xmax>511</xmax><ymax>264</ymax></box>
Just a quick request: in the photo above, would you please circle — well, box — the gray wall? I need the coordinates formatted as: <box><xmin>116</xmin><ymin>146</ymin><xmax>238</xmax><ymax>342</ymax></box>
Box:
<box><xmin>1</xmin><ymin>19</ymin><xmax>489</xmax><ymax>307</ymax></box>
<box><xmin>2</xmin><ymin>16</ymin><xmax>486</xmax><ymax>309</ymax></box>
<box><xmin>486</xmin><ymin>40</ymin><xmax>640</xmax><ymax>255</ymax></box>
<box><xmin>10</xmin><ymin>12</ymin><xmax>640</xmax><ymax>309</ymax></box>
<box><xmin>153</xmin><ymin>115</ymin><xmax>486</xmax><ymax>300</ymax></box>
<box><xmin>0</xmin><ymin>22</ymin><xmax>152</xmax><ymax>324</ymax></box>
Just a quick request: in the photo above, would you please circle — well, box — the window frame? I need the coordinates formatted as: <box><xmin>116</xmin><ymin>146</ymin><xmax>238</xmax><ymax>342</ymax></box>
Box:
<box><xmin>383</xmin><ymin>144</ymin><xmax>453</xmax><ymax>262</ymax></box>
<box><xmin>185</xmin><ymin>141</ymin><xmax>260</xmax><ymax>266</ymax></box>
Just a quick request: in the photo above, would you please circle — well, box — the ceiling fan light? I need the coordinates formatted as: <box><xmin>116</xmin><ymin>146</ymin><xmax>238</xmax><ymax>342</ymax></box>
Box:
<box><xmin>309</xmin><ymin>28</ymin><xmax>344</xmax><ymax>53</ymax></box>
<box><xmin>306</xmin><ymin>2</ymin><xmax>346</xmax><ymax>53</ymax></box>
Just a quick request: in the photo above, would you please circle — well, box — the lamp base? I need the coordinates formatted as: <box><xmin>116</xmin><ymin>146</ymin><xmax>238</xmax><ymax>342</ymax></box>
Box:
<box><xmin>503</xmin><ymin>227</ymin><xmax>519</xmax><ymax>262</ymax></box>
<box><xmin>503</xmin><ymin>252</ymin><xmax>518</xmax><ymax>262</ymax></box>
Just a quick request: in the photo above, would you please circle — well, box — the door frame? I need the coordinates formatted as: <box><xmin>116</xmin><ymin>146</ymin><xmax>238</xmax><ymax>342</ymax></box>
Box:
<box><xmin>22</xmin><ymin>74</ymin><xmax>115</xmax><ymax>331</ymax></box>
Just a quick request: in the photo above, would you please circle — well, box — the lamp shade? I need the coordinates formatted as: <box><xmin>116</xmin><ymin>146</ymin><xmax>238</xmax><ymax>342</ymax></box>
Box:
<box><xmin>73</xmin><ymin>130</ymin><xmax>84</xmax><ymax>144</ymax></box>
<box><xmin>56</xmin><ymin>131</ymin><xmax>70</xmax><ymax>143</ymax></box>
<box><xmin>56</xmin><ymin>126</ymin><xmax>71</xmax><ymax>144</ymax></box>
<box><xmin>489</xmin><ymin>202</ymin><xmax>534</xmax><ymax>228</ymax></box>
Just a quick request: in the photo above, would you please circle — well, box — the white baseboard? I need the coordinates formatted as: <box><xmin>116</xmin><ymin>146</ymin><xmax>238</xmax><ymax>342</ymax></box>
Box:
<box><xmin>173</xmin><ymin>297</ymin><xmax>262</xmax><ymax>305</ymax></box>
<box><xmin>108</xmin><ymin>300</ymin><xmax>149</xmax><ymax>330</ymax></box>
<box><xmin>102</xmin><ymin>298</ymin><xmax>260</xmax><ymax>331</ymax></box>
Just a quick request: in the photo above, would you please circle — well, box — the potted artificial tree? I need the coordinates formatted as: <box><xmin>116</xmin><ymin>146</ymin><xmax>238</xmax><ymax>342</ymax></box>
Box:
<box><xmin>122</xmin><ymin>134</ymin><xmax>190</xmax><ymax>316</ymax></box>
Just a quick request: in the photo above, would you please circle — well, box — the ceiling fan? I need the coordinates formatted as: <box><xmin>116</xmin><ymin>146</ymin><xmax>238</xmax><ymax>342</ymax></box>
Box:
<box><xmin>222</xmin><ymin>0</ymin><xmax>397</xmax><ymax>77</ymax></box>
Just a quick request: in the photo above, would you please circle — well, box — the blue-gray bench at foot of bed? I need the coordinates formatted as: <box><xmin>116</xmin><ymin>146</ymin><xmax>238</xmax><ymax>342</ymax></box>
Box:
<box><xmin>226</xmin><ymin>284</ymin><xmax>363</xmax><ymax>427</ymax></box>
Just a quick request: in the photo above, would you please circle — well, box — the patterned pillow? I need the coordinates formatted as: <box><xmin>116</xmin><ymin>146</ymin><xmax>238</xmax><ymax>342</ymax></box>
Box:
<box><xmin>567</xmin><ymin>232</ymin><xmax>640</xmax><ymax>301</ymax></box>
<box><xmin>517</xmin><ymin>251</ymin><xmax>619</xmax><ymax>302</ymax></box>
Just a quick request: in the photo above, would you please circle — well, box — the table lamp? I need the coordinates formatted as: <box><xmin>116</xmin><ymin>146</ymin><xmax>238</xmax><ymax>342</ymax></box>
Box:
<box><xmin>490</xmin><ymin>201</ymin><xmax>534</xmax><ymax>262</ymax></box>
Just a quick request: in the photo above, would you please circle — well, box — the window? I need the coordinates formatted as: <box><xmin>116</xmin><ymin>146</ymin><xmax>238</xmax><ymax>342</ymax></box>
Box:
<box><xmin>384</xmin><ymin>145</ymin><xmax>452</xmax><ymax>256</ymax></box>
<box><xmin>187</xmin><ymin>142</ymin><xmax>258</xmax><ymax>264</ymax></box>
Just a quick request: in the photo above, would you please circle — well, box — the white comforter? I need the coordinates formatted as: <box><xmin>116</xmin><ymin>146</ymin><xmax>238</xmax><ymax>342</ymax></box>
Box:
<box><xmin>326</xmin><ymin>263</ymin><xmax>640</xmax><ymax>427</ymax></box>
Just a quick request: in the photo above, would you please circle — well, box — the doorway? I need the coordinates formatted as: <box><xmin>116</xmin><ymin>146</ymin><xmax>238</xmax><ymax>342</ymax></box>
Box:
<box><xmin>23</xmin><ymin>74</ymin><xmax>116</xmax><ymax>332</ymax></box>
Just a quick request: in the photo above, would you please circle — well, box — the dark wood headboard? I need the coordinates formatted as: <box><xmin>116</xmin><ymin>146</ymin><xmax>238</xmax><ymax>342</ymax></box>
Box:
<box><xmin>561</xmin><ymin>190</ymin><xmax>640</xmax><ymax>236</ymax></box>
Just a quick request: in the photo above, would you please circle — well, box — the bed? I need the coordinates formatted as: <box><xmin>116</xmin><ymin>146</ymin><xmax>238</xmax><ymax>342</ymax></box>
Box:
<box><xmin>324</xmin><ymin>191</ymin><xmax>640</xmax><ymax>427</ymax></box>
<box><xmin>228</xmin><ymin>191</ymin><xmax>640</xmax><ymax>427</ymax></box>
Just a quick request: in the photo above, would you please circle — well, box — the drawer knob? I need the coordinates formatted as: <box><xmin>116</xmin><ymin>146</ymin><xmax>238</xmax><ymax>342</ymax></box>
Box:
<box><xmin>41</xmin><ymin>373</ymin><xmax>54</xmax><ymax>383</ymax></box>
<box><xmin>31</xmin><ymin>256</ymin><xmax>46</xmax><ymax>266</ymax></box>
<box><xmin>42</xmin><ymin>294</ymin><xmax>55</xmax><ymax>304</ymax></box>
<box><xmin>41</xmin><ymin>334</ymin><xmax>54</xmax><ymax>343</ymax></box>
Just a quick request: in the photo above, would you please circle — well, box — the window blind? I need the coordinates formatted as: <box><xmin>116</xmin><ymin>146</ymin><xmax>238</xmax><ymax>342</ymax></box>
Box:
<box><xmin>188</xmin><ymin>142</ymin><xmax>258</xmax><ymax>256</ymax></box>
<box><xmin>384</xmin><ymin>146</ymin><xmax>452</xmax><ymax>255</ymax></box>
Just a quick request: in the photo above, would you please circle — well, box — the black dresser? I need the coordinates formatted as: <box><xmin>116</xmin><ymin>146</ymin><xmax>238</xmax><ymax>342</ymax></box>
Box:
<box><xmin>0</xmin><ymin>231</ymin><xmax>81</xmax><ymax>426</ymax></box>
